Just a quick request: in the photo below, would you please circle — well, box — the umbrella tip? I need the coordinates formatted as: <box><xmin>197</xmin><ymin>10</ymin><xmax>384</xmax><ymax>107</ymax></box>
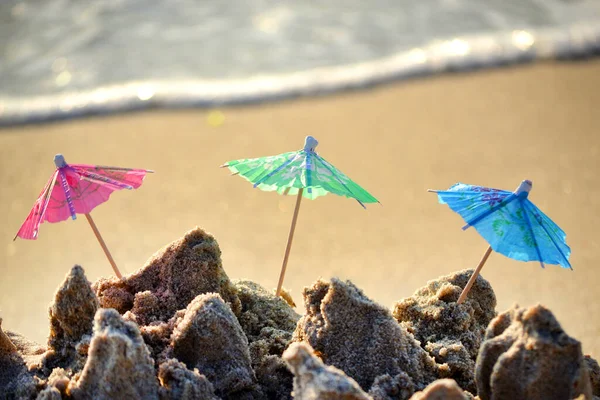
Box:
<box><xmin>355</xmin><ymin>199</ymin><xmax>366</xmax><ymax>209</ymax></box>
<box><xmin>54</xmin><ymin>154</ymin><xmax>67</xmax><ymax>168</ymax></box>
<box><xmin>514</xmin><ymin>180</ymin><xmax>533</xmax><ymax>195</ymax></box>
<box><xmin>304</xmin><ymin>136</ymin><xmax>318</xmax><ymax>152</ymax></box>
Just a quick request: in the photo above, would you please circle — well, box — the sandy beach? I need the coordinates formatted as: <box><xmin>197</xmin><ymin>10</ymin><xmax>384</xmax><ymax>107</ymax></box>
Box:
<box><xmin>1</xmin><ymin>59</ymin><xmax>599</xmax><ymax>360</ymax></box>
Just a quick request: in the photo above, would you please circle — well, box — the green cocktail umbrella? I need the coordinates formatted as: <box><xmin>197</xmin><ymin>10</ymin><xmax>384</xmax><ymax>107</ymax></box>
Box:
<box><xmin>221</xmin><ymin>136</ymin><xmax>379</xmax><ymax>296</ymax></box>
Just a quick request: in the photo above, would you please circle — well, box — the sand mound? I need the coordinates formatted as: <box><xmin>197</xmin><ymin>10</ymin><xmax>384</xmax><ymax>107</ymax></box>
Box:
<box><xmin>94</xmin><ymin>227</ymin><xmax>240</xmax><ymax>320</ymax></box>
<box><xmin>393</xmin><ymin>269</ymin><xmax>497</xmax><ymax>392</ymax></box>
<box><xmin>476</xmin><ymin>304</ymin><xmax>593</xmax><ymax>400</ymax></box>
<box><xmin>292</xmin><ymin>278</ymin><xmax>440</xmax><ymax>392</ymax></box>
<box><xmin>68</xmin><ymin>308</ymin><xmax>159</xmax><ymax>399</ymax></box>
<box><xmin>41</xmin><ymin>265</ymin><xmax>98</xmax><ymax>373</ymax></box>
<box><xmin>0</xmin><ymin>227</ymin><xmax>597</xmax><ymax>400</ymax></box>
<box><xmin>284</xmin><ymin>342</ymin><xmax>371</xmax><ymax>400</ymax></box>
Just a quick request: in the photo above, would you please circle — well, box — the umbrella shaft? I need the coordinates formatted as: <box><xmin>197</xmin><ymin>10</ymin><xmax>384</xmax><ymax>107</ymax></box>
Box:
<box><xmin>85</xmin><ymin>213</ymin><xmax>123</xmax><ymax>279</ymax></box>
<box><xmin>276</xmin><ymin>189</ymin><xmax>303</xmax><ymax>297</ymax></box>
<box><xmin>457</xmin><ymin>245</ymin><xmax>492</xmax><ymax>304</ymax></box>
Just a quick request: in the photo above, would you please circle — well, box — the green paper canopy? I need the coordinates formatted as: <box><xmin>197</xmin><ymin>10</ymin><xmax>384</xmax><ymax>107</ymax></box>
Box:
<box><xmin>223</xmin><ymin>136</ymin><xmax>379</xmax><ymax>207</ymax></box>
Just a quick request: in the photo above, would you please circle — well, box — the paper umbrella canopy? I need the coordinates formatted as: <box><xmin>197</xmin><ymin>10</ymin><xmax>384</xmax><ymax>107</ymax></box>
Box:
<box><xmin>222</xmin><ymin>136</ymin><xmax>379</xmax><ymax>207</ymax></box>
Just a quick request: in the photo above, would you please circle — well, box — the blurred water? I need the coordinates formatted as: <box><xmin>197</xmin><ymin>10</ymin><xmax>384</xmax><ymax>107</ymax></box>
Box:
<box><xmin>1</xmin><ymin>0</ymin><xmax>600</xmax><ymax>124</ymax></box>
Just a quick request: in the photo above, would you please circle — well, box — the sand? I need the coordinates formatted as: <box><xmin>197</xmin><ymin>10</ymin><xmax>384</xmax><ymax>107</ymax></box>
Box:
<box><xmin>0</xmin><ymin>59</ymin><xmax>599</xmax><ymax>360</ymax></box>
<box><xmin>2</xmin><ymin>250</ymin><xmax>593</xmax><ymax>398</ymax></box>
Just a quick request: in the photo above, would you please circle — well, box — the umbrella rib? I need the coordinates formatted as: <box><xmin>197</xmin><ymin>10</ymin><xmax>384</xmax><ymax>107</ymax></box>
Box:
<box><xmin>76</xmin><ymin>169</ymin><xmax>134</xmax><ymax>190</ymax></box>
<box><xmin>462</xmin><ymin>194</ymin><xmax>518</xmax><ymax>230</ymax></box>
<box><xmin>241</xmin><ymin>157</ymin><xmax>287</xmax><ymax>184</ymax></box>
<box><xmin>58</xmin><ymin>170</ymin><xmax>77</xmax><ymax>220</ymax></box>
<box><xmin>87</xmin><ymin>165</ymin><xmax>154</xmax><ymax>173</ymax></box>
<box><xmin>524</xmin><ymin>202</ymin><xmax>572</xmax><ymax>270</ymax></box>
<box><xmin>14</xmin><ymin>171</ymin><xmax>57</xmax><ymax>240</ymax></box>
<box><xmin>314</xmin><ymin>154</ymin><xmax>366</xmax><ymax>208</ymax></box>
<box><xmin>252</xmin><ymin>154</ymin><xmax>298</xmax><ymax>188</ymax></box>
<box><xmin>35</xmin><ymin>171</ymin><xmax>59</xmax><ymax>231</ymax></box>
<box><xmin>79</xmin><ymin>175</ymin><xmax>130</xmax><ymax>190</ymax></box>
<box><xmin>305</xmin><ymin>152</ymin><xmax>313</xmax><ymax>194</ymax></box>
<box><xmin>428</xmin><ymin>189</ymin><xmax>512</xmax><ymax>196</ymax></box>
<box><xmin>520</xmin><ymin>200</ymin><xmax>545</xmax><ymax>269</ymax></box>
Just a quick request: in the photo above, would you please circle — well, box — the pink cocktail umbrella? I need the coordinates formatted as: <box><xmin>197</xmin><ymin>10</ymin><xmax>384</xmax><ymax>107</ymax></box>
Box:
<box><xmin>14</xmin><ymin>154</ymin><xmax>153</xmax><ymax>278</ymax></box>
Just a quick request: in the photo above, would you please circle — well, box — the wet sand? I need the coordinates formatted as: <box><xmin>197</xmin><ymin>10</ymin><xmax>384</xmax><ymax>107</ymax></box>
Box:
<box><xmin>1</xmin><ymin>59</ymin><xmax>599</xmax><ymax>357</ymax></box>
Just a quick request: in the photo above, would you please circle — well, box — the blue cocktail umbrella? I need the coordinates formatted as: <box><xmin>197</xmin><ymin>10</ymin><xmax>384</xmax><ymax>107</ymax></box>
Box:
<box><xmin>429</xmin><ymin>179</ymin><xmax>571</xmax><ymax>303</ymax></box>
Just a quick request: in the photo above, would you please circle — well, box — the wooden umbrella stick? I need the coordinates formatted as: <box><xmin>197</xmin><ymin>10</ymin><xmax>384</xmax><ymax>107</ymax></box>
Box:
<box><xmin>84</xmin><ymin>213</ymin><xmax>123</xmax><ymax>279</ymax></box>
<box><xmin>276</xmin><ymin>188</ymin><xmax>304</xmax><ymax>297</ymax></box>
<box><xmin>457</xmin><ymin>245</ymin><xmax>493</xmax><ymax>304</ymax></box>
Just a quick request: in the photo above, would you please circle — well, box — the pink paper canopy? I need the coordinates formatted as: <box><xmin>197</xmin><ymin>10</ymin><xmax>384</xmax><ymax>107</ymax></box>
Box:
<box><xmin>15</xmin><ymin>158</ymin><xmax>152</xmax><ymax>240</ymax></box>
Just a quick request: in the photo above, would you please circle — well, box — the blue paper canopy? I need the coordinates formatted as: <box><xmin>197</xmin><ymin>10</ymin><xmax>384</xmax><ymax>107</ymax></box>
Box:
<box><xmin>431</xmin><ymin>180</ymin><xmax>571</xmax><ymax>269</ymax></box>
